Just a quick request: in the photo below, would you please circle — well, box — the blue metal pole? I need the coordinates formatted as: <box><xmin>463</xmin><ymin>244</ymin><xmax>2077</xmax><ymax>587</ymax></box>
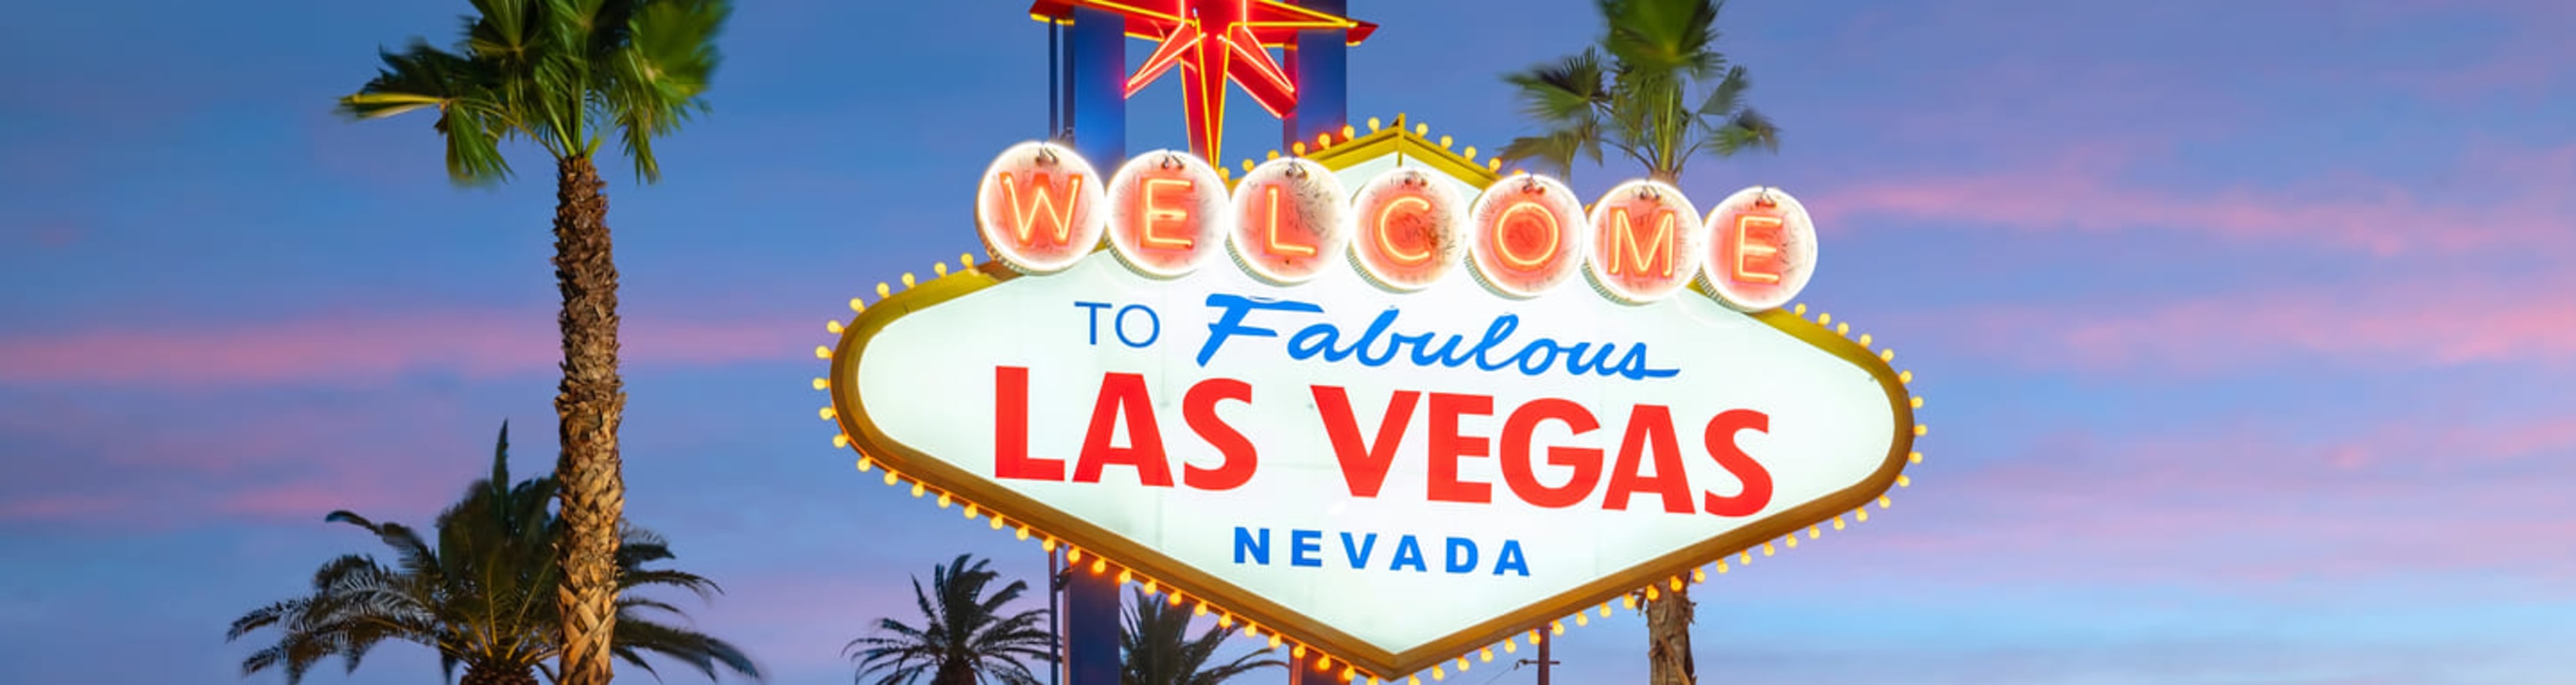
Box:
<box><xmin>1283</xmin><ymin>0</ymin><xmax>1348</xmax><ymax>150</ymax></box>
<box><xmin>1063</xmin><ymin>7</ymin><xmax>1126</xmax><ymax>685</ymax></box>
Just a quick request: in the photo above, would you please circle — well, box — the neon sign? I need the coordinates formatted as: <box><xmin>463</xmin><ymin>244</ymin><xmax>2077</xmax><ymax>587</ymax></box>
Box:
<box><xmin>824</xmin><ymin>126</ymin><xmax>1913</xmax><ymax>683</ymax></box>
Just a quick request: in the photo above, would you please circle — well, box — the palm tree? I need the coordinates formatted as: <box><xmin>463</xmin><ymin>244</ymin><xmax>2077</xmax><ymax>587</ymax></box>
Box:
<box><xmin>335</xmin><ymin>3</ymin><xmax>732</xmax><ymax>683</ymax></box>
<box><xmin>1498</xmin><ymin>0</ymin><xmax>1778</xmax><ymax>185</ymax></box>
<box><xmin>1499</xmin><ymin>3</ymin><xmax>1781</xmax><ymax>684</ymax></box>
<box><xmin>846</xmin><ymin>554</ymin><xmax>1056</xmax><ymax>685</ymax></box>
<box><xmin>1119</xmin><ymin>588</ymin><xmax>1282</xmax><ymax>685</ymax></box>
<box><xmin>227</xmin><ymin>424</ymin><xmax>759</xmax><ymax>685</ymax></box>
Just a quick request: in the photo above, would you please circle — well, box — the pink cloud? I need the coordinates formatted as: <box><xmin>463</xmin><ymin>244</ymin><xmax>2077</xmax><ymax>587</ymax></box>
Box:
<box><xmin>1916</xmin><ymin>270</ymin><xmax>2576</xmax><ymax>373</ymax></box>
<box><xmin>1844</xmin><ymin>411</ymin><xmax>2576</xmax><ymax>590</ymax></box>
<box><xmin>0</xmin><ymin>306</ymin><xmax>814</xmax><ymax>386</ymax></box>
<box><xmin>1819</xmin><ymin>144</ymin><xmax>2576</xmax><ymax>256</ymax></box>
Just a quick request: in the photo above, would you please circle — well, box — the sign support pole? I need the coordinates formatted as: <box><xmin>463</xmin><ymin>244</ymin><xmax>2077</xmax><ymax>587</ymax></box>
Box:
<box><xmin>1062</xmin><ymin>7</ymin><xmax>1126</xmax><ymax>685</ymax></box>
<box><xmin>1282</xmin><ymin>0</ymin><xmax>1349</xmax><ymax>150</ymax></box>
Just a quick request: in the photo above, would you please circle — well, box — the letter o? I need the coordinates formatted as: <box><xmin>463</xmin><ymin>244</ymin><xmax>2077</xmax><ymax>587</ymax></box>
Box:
<box><xmin>1466</xmin><ymin>174</ymin><xmax>1588</xmax><ymax>298</ymax></box>
<box><xmin>1114</xmin><ymin>304</ymin><xmax>1161</xmax><ymax>348</ymax></box>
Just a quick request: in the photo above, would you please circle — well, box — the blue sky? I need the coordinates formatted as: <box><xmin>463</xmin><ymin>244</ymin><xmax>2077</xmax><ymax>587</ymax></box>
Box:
<box><xmin>3</xmin><ymin>1</ymin><xmax>2574</xmax><ymax>684</ymax></box>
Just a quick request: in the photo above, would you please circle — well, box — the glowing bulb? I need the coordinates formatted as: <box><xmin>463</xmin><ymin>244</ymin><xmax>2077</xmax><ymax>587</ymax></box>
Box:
<box><xmin>881</xmin><ymin>471</ymin><xmax>897</xmax><ymax>485</ymax></box>
<box><xmin>1786</xmin><ymin>535</ymin><xmax>1799</xmax><ymax>548</ymax></box>
<box><xmin>1143</xmin><ymin>580</ymin><xmax>1158</xmax><ymax>595</ymax></box>
<box><xmin>1898</xmin><ymin>474</ymin><xmax>1912</xmax><ymax>487</ymax></box>
<box><xmin>901</xmin><ymin>273</ymin><xmax>916</xmax><ymax>288</ymax></box>
<box><xmin>1116</xmin><ymin>569</ymin><xmax>1132</xmax><ymax>585</ymax></box>
<box><xmin>1366</xmin><ymin>117</ymin><xmax>1381</xmax><ymax>131</ymax></box>
<box><xmin>1717</xmin><ymin>560</ymin><xmax>1729</xmax><ymax>574</ymax></box>
<box><xmin>1900</xmin><ymin>370</ymin><xmax>1915</xmax><ymax>383</ymax></box>
<box><xmin>1809</xmin><ymin>525</ymin><xmax>1822</xmax><ymax>539</ymax></box>
<box><xmin>1911</xmin><ymin>397</ymin><xmax>1925</xmax><ymax>409</ymax></box>
<box><xmin>826</xmin><ymin>321</ymin><xmax>845</xmax><ymax>334</ymax></box>
<box><xmin>1462</xmin><ymin>146</ymin><xmax>1477</xmax><ymax>160</ymax></box>
<box><xmin>849</xmin><ymin>298</ymin><xmax>865</xmax><ymax>313</ymax></box>
<box><xmin>833</xmin><ymin>434</ymin><xmax>851</xmax><ymax>448</ymax></box>
<box><xmin>1480</xmin><ymin>649</ymin><xmax>1492</xmax><ymax>663</ymax></box>
<box><xmin>814</xmin><ymin>346</ymin><xmax>831</xmax><ymax>360</ymax></box>
<box><xmin>818</xmin><ymin>407</ymin><xmax>835</xmax><ymax>420</ymax></box>
<box><xmin>1670</xmin><ymin>576</ymin><xmax>1684</xmax><ymax>590</ymax></box>
<box><xmin>1267</xmin><ymin>150</ymin><xmax>1280</xmax><ymax>160</ymax></box>
<box><xmin>1859</xmin><ymin>333</ymin><xmax>1873</xmax><ymax>346</ymax></box>
<box><xmin>1293</xmin><ymin>645</ymin><xmax>1305</xmax><ymax>658</ymax></box>
<box><xmin>1819</xmin><ymin>312</ymin><xmax>1832</xmax><ymax>325</ymax></box>
<box><xmin>1793</xmin><ymin>303</ymin><xmax>1807</xmax><ymax>315</ymax></box>
<box><xmin>988</xmin><ymin>515</ymin><xmax>1004</xmax><ymax>529</ymax></box>
<box><xmin>1909</xmin><ymin>452</ymin><xmax>1924</xmax><ymax>464</ymax></box>
<box><xmin>1317</xmin><ymin>133</ymin><xmax>1331</xmax><ymax>148</ymax></box>
<box><xmin>1293</xmin><ymin>142</ymin><xmax>1307</xmax><ymax>156</ymax></box>
<box><xmin>1835</xmin><ymin>322</ymin><xmax>1849</xmax><ymax>335</ymax></box>
<box><xmin>1833</xmin><ymin>516</ymin><xmax>1846</xmax><ymax>530</ymax></box>
<box><xmin>1341</xmin><ymin>124</ymin><xmax>1356</xmax><ymax>139</ymax></box>
<box><xmin>1915</xmin><ymin>424</ymin><xmax>1929</xmax><ymax>436</ymax></box>
<box><xmin>1856</xmin><ymin>508</ymin><xmax>1871</xmax><ymax>522</ymax></box>
<box><xmin>963</xmin><ymin>504</ymin><xmax>977</xmax><ymax>519</ymax></box>
<box><xmin>934</xmin><ymin>262</ymin><xmax>949</xmax><ymax>276</ymax></box>
<box><xmin>875</xmin><ymin>282</ymin><xmax>890</xmax><ymax>298</ymax></box>
<box><xmin>1599</xmin><ymin>603</ymin><xmax>1611</xmax><ymax>617</ymax></box>
<box><xmin>1574</xmin><ymin>613</ymin><xmax>1588</xmax><ymax>627</ymax></box>
<box><xmin>1550</xmin><ymin>621</ymin><xmax>1564</xmax><ymax>635</ymax></box>
<box><xmin>1438</xmin><ymin>135</ymin><xmax>1452</xmax><ymax>148</ymax></box>
<box><xmin>1622</xmin><ymin>594</ymin><xmax>1638</xmax><ymax>609</ymax></box>
<box><xmin>936</xmin><ymin>492</ymin><xmax>951</xmax><ymax>508</ymax></box>
<box><xmin>960</xmin><ymin>253</ymin><xmax>975</xmax><ymax>269</ymax></box>
<box><xmin>1269</xmin><ymin>635</ymin><xmax>1283</xmax><ymax>649</ymax></box>
<box><xmin>910</xmin><ymin>482</ymin><xmax>925</xmax><ymax>497</ymax></box>
<box><xmin>1415</xmin><ymin>123</ymin><xmax>1428</xmax><ymax>136</ymax></box>
<box><xmin>1880</xmin><ymin>494</ymin><xmax>1894</xmax><ymax>509</ymax></box>
<box><xmin>1645</xmin><ymin>586</ymin><xmax>1660</xmax><ymax>600</ymax></box>
<box><xmin>1042</xmin><ymin>537</ymin><xmax>1057</xmax><ymax>551</ymax></box>
<box><xmin>1089</xmin><ymin>558</ymin><xmax>1106</xmax><ymax>574</ymax></box>
<box><xmin>1067</xmin><ymin>547</ymin><xmax>1081</xmax><ymax>563</ymax></box>
<box><xmin>812</xmin><ymin>378</ymin><xmax>829</xmax><ymax>390</ymax></box>
<box><xmin>1762</xmin><ymin>542</ymin><xmax>1775</xmax><ymax>556</ymax></box>
<box><xmin>1016</xmin><ymin>526</ymin><xmax>1030</xmax><ymax>540</ymax></box>
<box><xmin>1503</xmin><ymin>639</ymin><xmax>1517</xmax><ymax>654</ymax></box>
<box><xmin>1692</xmin><ymin>568</ymin><xmax>1707</xmax><ymax>583</ymax></box>
<box><xmin>1881</xmin><ymin>349</ymin><xmax>1897</xmax><ymax>362</ymax></box>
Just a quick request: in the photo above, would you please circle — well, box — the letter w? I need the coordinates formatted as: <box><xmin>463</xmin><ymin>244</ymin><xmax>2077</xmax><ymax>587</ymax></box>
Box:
<box><xmin>999</xmin><ymin>172</ymin><xmax>1085</xmax><ymax>246</ymax></box>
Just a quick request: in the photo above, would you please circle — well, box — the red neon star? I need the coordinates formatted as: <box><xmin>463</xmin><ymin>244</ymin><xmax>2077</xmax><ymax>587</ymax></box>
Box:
<box><xmin>1032</xmin><ymin>0</ymin><xmax>1375</xmax><ymax>164</ymax></box>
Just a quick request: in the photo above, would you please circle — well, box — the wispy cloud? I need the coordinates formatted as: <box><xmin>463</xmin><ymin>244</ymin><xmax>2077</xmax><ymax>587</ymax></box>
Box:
<box><xmin>1820</xmin><ymin>144</ymin><xmax>2576</xmax><ymax>256</ymax></box>
<box><xmin>0</xmin><ymin>306</ymin><xmax>814</xmax><ymax>387</ymax></box>
<box><xmin>1917</xmin><ymin>270</ymin><xmax>2576</xmax><ymax>374</ymax></box>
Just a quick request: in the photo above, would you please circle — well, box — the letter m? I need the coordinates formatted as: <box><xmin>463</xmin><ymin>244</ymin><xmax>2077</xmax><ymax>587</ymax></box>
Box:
<box><xmin>1608</xmin><ymin>207</ymin><xmax>1677</xmax><ymax>277</ymax></box>
<box><xmin>998</xmin><ymin>172</ymin><xmax>1085</xmax><ymax>246</ymax></box>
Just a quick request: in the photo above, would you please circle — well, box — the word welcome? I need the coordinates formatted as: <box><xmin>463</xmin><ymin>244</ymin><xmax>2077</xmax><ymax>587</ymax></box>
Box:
<box><xmin>972</xmin><ymin>142</ymin><xmax>1820</xmax><ymax>311</ymax></box>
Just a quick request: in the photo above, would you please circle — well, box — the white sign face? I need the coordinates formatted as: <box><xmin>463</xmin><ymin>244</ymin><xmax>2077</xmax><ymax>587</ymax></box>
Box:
<box><xmin>830</xmin><ymin>142</ymin><xmax>1914</xmax><ymax>680</ymax></box>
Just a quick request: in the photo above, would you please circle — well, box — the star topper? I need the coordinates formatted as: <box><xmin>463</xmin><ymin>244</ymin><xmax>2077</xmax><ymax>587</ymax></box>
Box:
<box><xmin>1032</xmin><ymin>0</ymin><xmax>1376</xmax><ymax>164</ymax></box>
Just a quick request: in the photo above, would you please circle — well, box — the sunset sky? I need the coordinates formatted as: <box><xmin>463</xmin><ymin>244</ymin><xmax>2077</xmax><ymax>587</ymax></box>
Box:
<box><xmin>4</xmin><ymin>1</ymin><xmax>2573</xmax><ymax>684</ymax></box>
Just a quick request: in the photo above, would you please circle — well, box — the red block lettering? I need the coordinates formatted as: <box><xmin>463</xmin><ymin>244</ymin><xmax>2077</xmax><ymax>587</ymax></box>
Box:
<box><xmin>1312</xmin><ymin>386</ymin><xmax>1419</xmax><ymax>498</ymax></box>
<box><xmin>1425</xmin><ymin>392</ymin><xmax>1494</xmax><ymax>503</ymax></box>
<box><xmin>1700</xmin><ymin>409</ymin><xmax>1774</xmax><ymax>517</ymax></box>
<box><xmin>1602</xmin><ymin>405</ymin><xmax>1693</xmax><ymax>513</ymax></box>
<box><xmin>992</xmin><ymin>366</ymin><xmax>1062</xmax><ymax>481</ymax></box>
<box><xmin>1182</xmin><ymin>378</ymin><xmax>1257</xmax><ymax>490</ymax></box>
<box><xmin>1499</xmin><ymin>398</ymin><xmax>1603</xmax><ymax>509</ymax></box>
<box><xmin>1073</xmin><ymin>372</ymin><xmax>1173</xmax><ymax>486</ymax></box>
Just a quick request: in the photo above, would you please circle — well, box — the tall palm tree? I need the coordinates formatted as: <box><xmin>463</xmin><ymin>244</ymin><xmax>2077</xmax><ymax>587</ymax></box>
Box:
<box><xmin>1498</xmin><ymin>0</ymin><xmax>1778</xmax><ymax>185</ymax></box>
<box><xmin>336</xmin><ymin>3</ymin><xmax>732</xmax><ymax>683</ymax></box>
<box><xmin>1119</xmin><ymin>588</ymin><xmax>1281</xmax><ymax>685</ymax></box>
<box><xmin>227</xmin><ymin>424</ymin><xmax>759</xmax><ymax>685</ymax></box>
<box><xmin>1499</xmin><ymin>3</ymin><xmax>1781</xmax><ymax>684</ymax></box>
<box><xmin>846</xmin><ymin>554</ymin><xmax>1056</xmax><ymax>685</ymax></box>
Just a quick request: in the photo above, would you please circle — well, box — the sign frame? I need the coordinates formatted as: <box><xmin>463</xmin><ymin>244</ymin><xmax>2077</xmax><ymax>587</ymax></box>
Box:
<box><xmin>823</xmin><ymin>122</ymin><xmax>1921</xmax><ymax>682</ymax></box>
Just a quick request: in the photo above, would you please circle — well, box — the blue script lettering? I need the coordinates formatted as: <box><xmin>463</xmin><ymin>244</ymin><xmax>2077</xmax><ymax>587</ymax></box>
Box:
<box><xmin>1197</xmin><ymin>294</ymin><xmax>1679</xmax><ymax>381</ymax></box>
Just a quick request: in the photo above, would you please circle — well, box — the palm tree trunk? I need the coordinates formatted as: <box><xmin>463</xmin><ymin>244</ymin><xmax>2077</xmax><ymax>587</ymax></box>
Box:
<box><xmin>551</xmin><ymin>154</ymin><xmax>627</xmax><ymax>685</ymax></box>
<box><xmin>1646</xmin><ymin>586</ymin><xmax>1696</xmax><ymax>685</ymax></box>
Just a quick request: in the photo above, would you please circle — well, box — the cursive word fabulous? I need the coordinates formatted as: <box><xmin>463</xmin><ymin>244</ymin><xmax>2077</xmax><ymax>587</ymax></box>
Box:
<box><xmin>1195</xmin><ymin>294</ymin><xmax>1679</xmax><ymax>381</ymax></box>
